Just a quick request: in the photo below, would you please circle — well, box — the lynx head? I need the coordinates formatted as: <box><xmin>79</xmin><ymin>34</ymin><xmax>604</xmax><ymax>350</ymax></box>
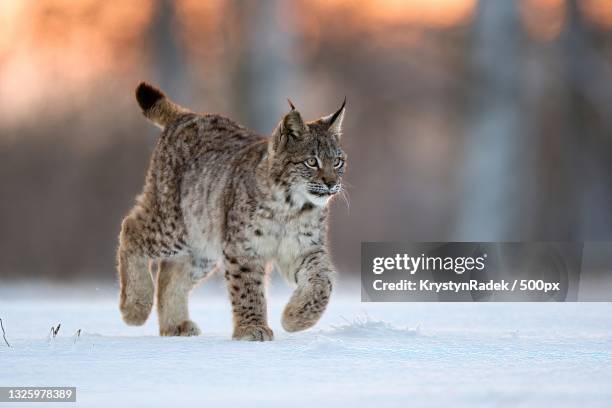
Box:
<box><xmin>268</xmin><ymin>99</ymin><xmax>347</xmax><ymax>207</ymax></box>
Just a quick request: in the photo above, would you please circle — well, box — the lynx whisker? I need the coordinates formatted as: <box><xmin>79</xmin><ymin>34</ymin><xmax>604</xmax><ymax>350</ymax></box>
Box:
<box><xmin>339</xmin><ymin>187</ymin><xmax>351</xmax><ymax>213</ymax></box>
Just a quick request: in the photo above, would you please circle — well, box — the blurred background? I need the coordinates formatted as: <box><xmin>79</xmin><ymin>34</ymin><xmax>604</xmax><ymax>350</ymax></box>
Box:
<box><xmin>1</xmin><ymin>0</ymin><xmax>612</xmax><ymax>282</ymax></box>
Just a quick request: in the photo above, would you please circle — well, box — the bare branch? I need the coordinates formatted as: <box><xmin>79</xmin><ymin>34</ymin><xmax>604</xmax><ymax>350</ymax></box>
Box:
<box><xmin>49</xmin><ymin>323</ymin><xmax>61</xmax><ymax>339</ymax></box>
<box><xmin>73</xmin><ymin>329</ymin><xmax>81</xmax><ymax>344</ymax></box>
<box><xmin>0</xmin><ymin>318</ymin><xmax>11</xmax><ymax>348</ymax></box>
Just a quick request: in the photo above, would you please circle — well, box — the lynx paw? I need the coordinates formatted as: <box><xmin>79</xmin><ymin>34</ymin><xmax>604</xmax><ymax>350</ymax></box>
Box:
<box><xmin>282</xmin><ymin>281</ymin><xmax>331</xmax><ymax>332</ymax></box>
<box><xmin>282</xmin><ymin>304</ymin><xmax>321</xmax><ymax>332</ymax></box>
<box><xmin>232</xmin><ymin>324</ymin><xmax>274</xmax><ymax>341</ymax></box>
<box><xmin>160</xmin><ymin>320</ymin><xmax>201</xmax><ymax>337</ymax></box>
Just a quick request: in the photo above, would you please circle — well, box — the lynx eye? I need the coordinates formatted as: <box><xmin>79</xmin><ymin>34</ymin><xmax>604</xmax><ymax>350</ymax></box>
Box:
<box><xmin>305</xmin><ymin>157</ymin><xmax>318</xmax><ymax>168</ymax></box>
<box><xmin>333</xmin><ymin>157</ymin><xmax>344</xmax><ymax>168</ymax></box>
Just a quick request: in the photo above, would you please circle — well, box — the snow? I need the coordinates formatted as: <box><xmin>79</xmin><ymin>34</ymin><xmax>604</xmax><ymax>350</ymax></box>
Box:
<box><xmin>1</xmin><ymin>279</ymin><xmax>611</xmax><ymax>407</ymax></box>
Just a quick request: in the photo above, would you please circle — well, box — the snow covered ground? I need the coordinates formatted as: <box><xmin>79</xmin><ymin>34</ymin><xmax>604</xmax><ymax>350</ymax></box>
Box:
<box><xmin>1</xmin><ymin>279</ymin><xmax>611</xmax><ymax>407</ymax></box>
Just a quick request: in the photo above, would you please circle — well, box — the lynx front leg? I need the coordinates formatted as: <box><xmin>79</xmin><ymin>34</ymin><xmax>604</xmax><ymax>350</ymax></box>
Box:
<box><xmin>282</xmin><ymin>250</ymin><xmax>335</xmax><ymax>332</ymax></box>
<box><xmin>224</xmin><ymin>257</ymin><xmax>273</xmax><ymax>341</ymax></box>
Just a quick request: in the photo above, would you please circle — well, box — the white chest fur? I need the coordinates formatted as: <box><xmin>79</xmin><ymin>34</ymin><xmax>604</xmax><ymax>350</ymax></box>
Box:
<box><xmin>250</xmin><ymin>207</ymin><xmax>323</xmax><ymax>283</ymax></box>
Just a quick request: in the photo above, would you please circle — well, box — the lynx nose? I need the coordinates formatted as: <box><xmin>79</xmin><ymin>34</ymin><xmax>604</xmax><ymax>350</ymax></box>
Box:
<box><xmin>324</xmin><ymin>181</ymin><xmax>336</xmax><ymax>190</ymax></box>
<box><xmin>321</xmin><ymin>175</ymin><xmax>335</xmax><ymax>188</ymax></box>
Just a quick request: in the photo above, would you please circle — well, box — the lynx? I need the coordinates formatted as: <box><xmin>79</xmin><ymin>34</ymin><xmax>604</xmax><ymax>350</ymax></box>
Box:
<box><xmin>117</xmin><ymin>82</ymin><xmax>347</xmax><ymax>341</ymax></box>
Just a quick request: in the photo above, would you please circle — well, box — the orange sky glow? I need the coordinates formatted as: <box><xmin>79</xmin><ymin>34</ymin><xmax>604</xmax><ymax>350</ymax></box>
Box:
<box><xmin>1</xmin><ymin>0</ymin><xmax>612</xmax><ymax>124</ymax></box>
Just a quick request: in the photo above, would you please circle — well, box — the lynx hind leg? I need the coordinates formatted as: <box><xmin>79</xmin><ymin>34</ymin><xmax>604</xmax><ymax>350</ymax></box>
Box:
<box><xmin>118</xmin><ymin>216</ymin><xmax>155</xmax><ymax>326</ymax></box>
<box><xmin>157</xmin><ymin>255</ymin><xmax>217</xmax><ymax>336</ymax></box>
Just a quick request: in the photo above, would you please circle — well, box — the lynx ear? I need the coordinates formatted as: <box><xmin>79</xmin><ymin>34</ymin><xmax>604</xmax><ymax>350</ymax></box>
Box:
<box><xmin>281</xmin><ymin>108</ymin><xmax>306</xmax><ymax>140</ymax></box>
<box><xmin>270</xmin><ymin>106</ymin><xmax>307</xmax><ymax>152</ymax></box>
<box><xmin>320</xmin><ymin>97</ymin><xmax>346</xmax><ymax>136</ymax></box>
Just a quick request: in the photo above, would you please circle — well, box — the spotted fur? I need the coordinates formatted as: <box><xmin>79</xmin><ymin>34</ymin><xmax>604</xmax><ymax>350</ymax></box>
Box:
<box><xmin>118</xmin><ymin>82</ymin><xmax>347</xmax><ymax>340</ymax></box>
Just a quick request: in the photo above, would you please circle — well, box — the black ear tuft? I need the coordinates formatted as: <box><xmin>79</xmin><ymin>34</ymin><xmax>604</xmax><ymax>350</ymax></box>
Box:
<box><xmin>327</xmin><ymin>96</ymin><xmax>346</xmax><ymax>128</ymax></box>
<box><xmin>287</xmin><ymin>98</ymin><xmax>296</xmax><ymax>111</ymax></box>
<box><xmin>135</xmin><ymin>82</ymin><xmax>165</xmax><ymax>111</ymax></box>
